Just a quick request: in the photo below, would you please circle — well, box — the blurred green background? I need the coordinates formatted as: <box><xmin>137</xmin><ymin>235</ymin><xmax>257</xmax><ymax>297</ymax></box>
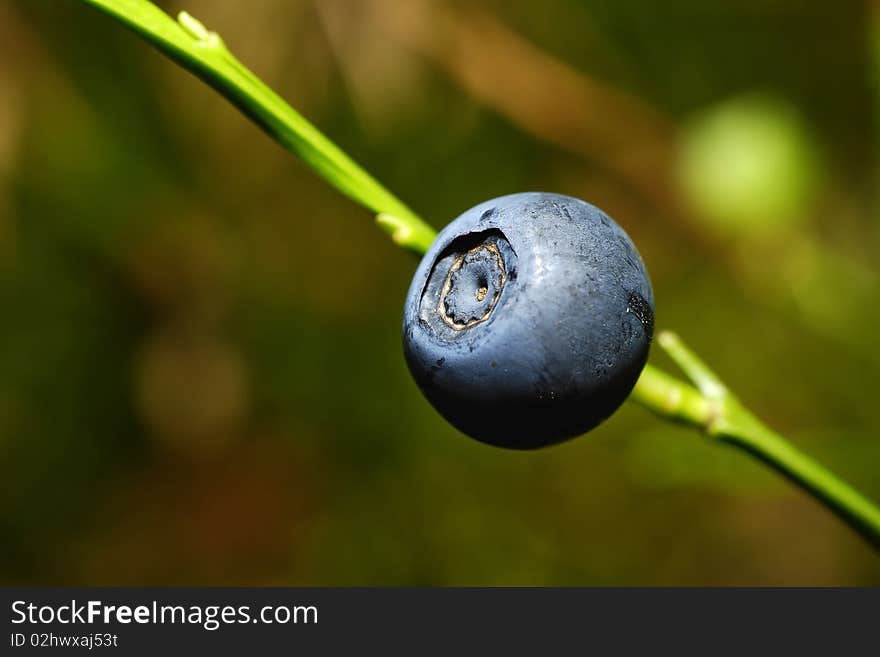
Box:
<box><xmin>2</xmin><ymin>0</ymin><xmax>879</xmax><ymax>585</ymax></box>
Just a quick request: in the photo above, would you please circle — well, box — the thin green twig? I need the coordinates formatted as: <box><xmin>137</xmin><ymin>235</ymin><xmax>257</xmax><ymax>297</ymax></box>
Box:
<box><xmin>78</xmin><ymin>0</ymin><xmax>435</xmax><ymax>254</ymax></box>
<box><xmin>76</xmin><ymin>0</ymin><xmax>880</xmax><ymax>549</ymax></box>
<box><xmin>634</xmin><ymin>333</ymin><xmax>880</xmax><ymax>548</ymax></box>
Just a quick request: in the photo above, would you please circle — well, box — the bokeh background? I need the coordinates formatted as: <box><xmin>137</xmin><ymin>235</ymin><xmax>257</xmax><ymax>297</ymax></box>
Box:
<box><xmin>2</xmin><ymin>0</ymin><xmax>880</xmax><ymax>585</ymax></box>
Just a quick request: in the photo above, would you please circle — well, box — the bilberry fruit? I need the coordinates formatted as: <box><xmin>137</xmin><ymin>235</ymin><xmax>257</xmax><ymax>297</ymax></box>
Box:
<box><xmin>403</xmin><ymin>192</ymin><xmax>654</xmax><ymax>448</ymax></box>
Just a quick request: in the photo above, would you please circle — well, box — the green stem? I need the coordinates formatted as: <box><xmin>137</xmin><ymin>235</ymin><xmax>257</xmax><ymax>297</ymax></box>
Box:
<box><xmin>78</xmin><ymin>0</ymin><xmax>435</xmax><ymax>254</ymax></box>
<box><xmin>633</xmin><ymin>333</ymin><xmax>880</xmax><ymax>548</ymax></box>
<box><xmin>76</xmin><ymin>0</ymin><xmax>880</xmax><ymax>550</ymax></box>
<box><xmin>725</xmin><ymin>417</ymin><xmax>880</xmax><ymax>548</ymax></box>
<box><xmin>628</xmin><ymin>364</ymin><xmax>712</xmax><ymax>427</ymax></box>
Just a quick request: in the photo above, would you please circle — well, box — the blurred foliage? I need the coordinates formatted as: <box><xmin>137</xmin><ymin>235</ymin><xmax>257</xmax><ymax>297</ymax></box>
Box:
<box><xmin>1</xmin><ymin>0</ymin><xmax>879</xmax><ymax>585</ymax></box>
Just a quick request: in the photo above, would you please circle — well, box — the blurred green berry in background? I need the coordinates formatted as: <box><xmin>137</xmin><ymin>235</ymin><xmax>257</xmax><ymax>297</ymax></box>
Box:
<box><xmin>677</xmin><ymin>94</ymin><xmax>822</xmax><ymax>236</ymax></box>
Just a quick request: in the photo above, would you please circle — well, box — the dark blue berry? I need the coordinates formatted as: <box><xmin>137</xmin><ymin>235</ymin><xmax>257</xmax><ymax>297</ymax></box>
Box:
<box><xmin>402</xmin><ymin>192</ymin><xmax>654</xmax><ymax>449</ymax></box>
